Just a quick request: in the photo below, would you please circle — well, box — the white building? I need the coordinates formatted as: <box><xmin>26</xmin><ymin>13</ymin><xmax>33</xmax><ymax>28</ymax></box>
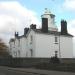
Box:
<box><xmin>9</xmin><ymin>9</ymin><xmax>73</xmax><ymax>58</ymax></box>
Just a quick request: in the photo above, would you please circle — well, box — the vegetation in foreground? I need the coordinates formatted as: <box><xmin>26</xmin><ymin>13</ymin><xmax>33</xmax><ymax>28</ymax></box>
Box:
<box><xmin>0</xmin><ymin>38</ymin><xmax>9</xmax><ymax>57</ymax></box>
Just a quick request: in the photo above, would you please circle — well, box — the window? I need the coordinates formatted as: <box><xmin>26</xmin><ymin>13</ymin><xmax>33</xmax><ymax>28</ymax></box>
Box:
<box><xmin>26</xmin><ymin>52</ymin><xmax>28</xmax><ymax>57</ymax></box>
<box><xmin>55</xmin><ymin>51</ymin><xmax>58</xmax><ymax>57</ymax></box>
<box><xmin>31</xmin><ymin>35</ymin><xmax>33</xmax><ymax>41</ymax></box>
<box><xmin>18</xmin><ymin>39</ymin><xmax>20</xmax><ymax>46</ymax></box>
<box><xmin>55</xmin><ymin>36</ymin><xmax>58</xmax><ymax>44</ymax></box>
<box><xmin>55</xmin><ymin>36</ymin><xmax>58</xmax><ymax>42</ymax></box>
<box><xmin>18</xmin><ymin>50</ymin><xmax>20</xmax><ymax>57</ymax></box>
<box><xmin>13</xmin><ymin>41</ymin><xmax>15</xmax><ymax>48</ymax></box>
<box><xmin>30</xmin><ymin>35</ymin><xmax>33</xmax><ymax>44</ymax></box>
<box><xmin>14</xmin><ymin>51</ymin><xmax>17</xmax><ymax>57</ymax></box>
<box><xmin>30</xmin><ymin>49</ymin><xmax>33</xmax><ymax>57</ymax></box>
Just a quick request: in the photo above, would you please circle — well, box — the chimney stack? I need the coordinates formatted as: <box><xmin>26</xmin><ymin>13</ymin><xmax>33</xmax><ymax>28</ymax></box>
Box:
<box><xmin>61</xmin><ymin>20</ymin><xmax>68</xmax><ymax>35</ymax></box>
<box><xmin>15</xmin><ymin>32</ymin><xmax>19</xmax><ymax>38</ymax></box>
<box><xmin>24</xmin><ymin>28</ymin><xmax>29</xmax><ymax>35</ymax></box>
<box><xmin>42</xmin><ymin>18</ymin><xmax>48</xmax><ymax>33</ymax></box>
<box><xmin>30</xmin><ymin>24</ymin><xmax>36</xmax><ymax>29</ymax></box>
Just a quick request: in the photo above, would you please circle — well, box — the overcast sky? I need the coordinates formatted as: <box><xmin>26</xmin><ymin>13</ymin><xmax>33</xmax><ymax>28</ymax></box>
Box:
<box><xmin>0</xmin><ymin>0</ymin><xmax>75</xmax><ymax>55</ymax></box>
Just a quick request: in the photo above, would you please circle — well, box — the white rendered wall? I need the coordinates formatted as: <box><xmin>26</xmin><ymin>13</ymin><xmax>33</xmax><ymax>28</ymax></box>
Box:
<box><xmin>27</xmin><ymin>30</ymin><xmax>36</xmax><ymax>57</ymax></box>
<box><xmin>60</xmin><ymin>36</ymin><xmax>73</xmax><ymax>58</ymax></box>
<box><xmin>19</xmin><ymin>37</ymin><xmax>27</xmax><ymax>57</ymax></box>
<box><xmin>35</xmin><ymin>33</ymin><xmax>59</xmax><ymax>58</ymax></box>
<box><xmin>9</xmin><ymin>31</ymin><xmax>73</xmax><ymax>58</ymax></box>
<box><xmin>9</xmin><ymin>42</ymin><xmax>15</xmax><ymax>57</ymax></box>
<box><xmin>9</xmin><ymin>37</ymin><xmax>26</xmax><ymax>58</ymax></box>
<box><xmin>35</xmin><ymin>33</ymin><xmax>73</xmax><ymax>58</ymax></box>
<box><xmin>13</xmin><ymin>38</ymin><xmax>20</xmax><ymax>57</ymax></box>
<box><xmin>9</xmin><ymin>39</ymin><xmax>18</xmax><ymax>57</ymax></box>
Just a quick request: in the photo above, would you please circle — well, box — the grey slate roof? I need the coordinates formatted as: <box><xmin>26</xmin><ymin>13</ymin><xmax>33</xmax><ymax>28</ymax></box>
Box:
<box><xmin>17</xmin><ymin>29</ymin><xmax>73</xmax><ymax>38</ymax></box>
<box><xmin>33</xmin><ymin>29</ymin><xmax>73</xmax><ymax>37</ymax></box>
<box><xmin>10</xmin><ymin>29</ymin><xmax>73</xmax><ymax>42</ymax></box>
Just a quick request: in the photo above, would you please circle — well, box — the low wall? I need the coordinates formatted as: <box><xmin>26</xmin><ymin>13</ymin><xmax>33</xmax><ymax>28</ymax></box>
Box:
<box><xmin>10</xmin><ymin>58</ymin><xmax>50</xmax><ymax>67</ymax></box>
<box><xmin>0</xmin><ymin>57</ymin><xmax>75</xmax><ymax>67</ymax></box>
<box><xmin>0</xmin><ymin>57</ymin><xmax>50</xmax><ymax>67</ymax></box>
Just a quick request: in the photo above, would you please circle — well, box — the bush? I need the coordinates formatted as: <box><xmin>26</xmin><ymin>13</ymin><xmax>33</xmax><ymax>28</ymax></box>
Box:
<box><xmin>50</xmin><ymin>56</ymin><xmax>60</xmax><ymax>64</ymax></box>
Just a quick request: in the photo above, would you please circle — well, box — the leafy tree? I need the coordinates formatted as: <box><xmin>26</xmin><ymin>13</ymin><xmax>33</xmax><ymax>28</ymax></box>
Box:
<box><xmin>0</xmin><ymin>39</ymin><xmax>9</xmax><ymax>56</ymax></box>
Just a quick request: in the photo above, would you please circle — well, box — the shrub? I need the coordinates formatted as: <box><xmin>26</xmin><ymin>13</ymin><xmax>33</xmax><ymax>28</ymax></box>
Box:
<box><xmin>50</xmin><ymin>56</ymin><xmax>60</xmax><ymax>64</ymax></box>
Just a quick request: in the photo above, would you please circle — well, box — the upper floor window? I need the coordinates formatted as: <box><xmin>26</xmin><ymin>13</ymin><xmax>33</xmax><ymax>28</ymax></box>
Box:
<box><xmin>55</xmin><ymin>36</ymin><xmax>58</xmax><ymax>44</ymax></box>
<box><xmin>18</xmin><ymin>39</ymin><xmax>20</xmax><ymax>47</ymax></box>
<box><xmin>55</xmin><ymin>37</ymin><xmax>57</xmax><ymax>42</ymax></box>
<box><xmin>30</xmin><ymin>35</ymin><xmax>33</xmax><ymax>44</ymax></box>
<box><xmin>31</xmin><ymin>35</ymin><xmax>33</xmax><ymax>41</ymax></box>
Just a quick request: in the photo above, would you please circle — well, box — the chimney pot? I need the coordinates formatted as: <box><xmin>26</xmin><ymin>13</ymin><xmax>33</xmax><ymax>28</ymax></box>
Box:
<box><xmin>30</xmin><ymin>24</ymin><xmax>36</xmax><ymax>29</ymax></box>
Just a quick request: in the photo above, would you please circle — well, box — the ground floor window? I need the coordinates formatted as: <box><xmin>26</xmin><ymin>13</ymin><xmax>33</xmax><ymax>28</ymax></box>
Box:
<box><xmin>18</xmin><ymin>50</ymin><xmax>20</xmax><ymax>57</ymax></box>
<box><xmin>30</xmin><ymin>49</ymin><xmax>33</xmax><ymax>57</ymax></box>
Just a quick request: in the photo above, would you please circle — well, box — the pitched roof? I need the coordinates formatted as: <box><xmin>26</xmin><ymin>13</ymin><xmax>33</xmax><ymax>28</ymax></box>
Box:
<box><xmin>17</xmin><ymin>35</ymin><xmax>26</xmax><ymax>39</ymax></box>
<box><xmin>10</xmin><ymin>29</ymin><xmax>73</xmax><ymax>42</ymax></box>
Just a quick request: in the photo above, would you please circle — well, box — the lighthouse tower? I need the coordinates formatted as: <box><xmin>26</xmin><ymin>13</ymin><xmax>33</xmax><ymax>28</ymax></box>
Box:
<box><xmin>41</xmin><ymin>8</ymin><xmax>58</xmax><ymax>31</ymax></box>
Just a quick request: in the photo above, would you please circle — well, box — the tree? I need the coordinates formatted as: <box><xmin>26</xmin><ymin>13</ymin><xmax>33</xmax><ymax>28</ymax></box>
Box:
<box><xmin>0</xmin><ymin>39</ymin><xmax>9</xmax><ymax>57</ymax></box>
